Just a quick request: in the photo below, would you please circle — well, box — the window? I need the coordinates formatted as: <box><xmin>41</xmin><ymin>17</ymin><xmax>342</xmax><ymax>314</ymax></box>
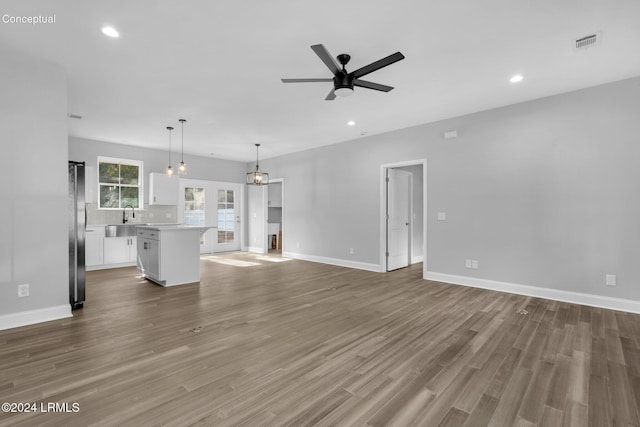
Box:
<box><xmin>98</xmin><ymin>157</ymin><xmax>143</xmax><ymax>209</ymax></box>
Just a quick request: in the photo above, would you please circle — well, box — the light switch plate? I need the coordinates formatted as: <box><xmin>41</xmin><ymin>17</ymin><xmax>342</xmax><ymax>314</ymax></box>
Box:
<box><xmin>437</xmin><ymin>212</ymin><xmax>447</xmax><ymax>221</ymax></box>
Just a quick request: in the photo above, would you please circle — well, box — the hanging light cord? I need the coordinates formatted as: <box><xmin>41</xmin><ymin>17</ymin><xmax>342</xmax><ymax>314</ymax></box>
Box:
<box><xmin>166</xmin><ymin>126</ymin><xmax>174</xmax><ymax>175</ymax></box>
<box><xmin>180</xmin><ymin>119</ymin><xmax>185</xmax><ymax>162</ymax></box>
<box><xmin>167</xmin><ymin>127</ymin><xmax>172</xmax><ymax>164</ymax></box>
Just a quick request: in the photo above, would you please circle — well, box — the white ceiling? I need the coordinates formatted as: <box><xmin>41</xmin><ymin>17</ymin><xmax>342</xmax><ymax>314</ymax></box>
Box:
<box><xmin>2</xmin><ymin>0</ymin><xmax>640</xmax><ymax>162</ymax></box>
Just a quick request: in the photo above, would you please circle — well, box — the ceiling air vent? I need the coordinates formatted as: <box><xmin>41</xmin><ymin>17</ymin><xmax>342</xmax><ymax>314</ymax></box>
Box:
<box><xmin>574</xmin><ymin>33</ymin><xmax>599</xmax><ymax>50</ymax></box>
<box><xmin>68</xmin><ymin>114</ymin><xmax>83</xmax><ymax>120</ymax></box>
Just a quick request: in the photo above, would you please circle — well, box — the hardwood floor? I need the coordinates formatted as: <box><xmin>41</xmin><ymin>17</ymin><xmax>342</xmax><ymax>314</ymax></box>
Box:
<box><xmin>1</xmin><ymin>252</ymin><xmax>640</xmax><ymax>426</ymax></box>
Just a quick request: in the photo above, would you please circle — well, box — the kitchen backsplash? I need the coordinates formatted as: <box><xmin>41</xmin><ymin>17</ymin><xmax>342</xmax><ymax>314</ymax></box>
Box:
<box><xmin>86</xmin><ymin>203</ymin><xmax>178</xmax><ymax>225</ymax></box>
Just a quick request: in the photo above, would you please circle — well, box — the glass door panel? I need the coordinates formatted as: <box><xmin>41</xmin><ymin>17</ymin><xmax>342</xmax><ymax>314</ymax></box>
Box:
<box><xmin>215</xmin><ymin>188</ymin><xmax>240</xmax><ymax>251</ymax></box>
<box><xmin>218</xmin><ymin>189</ymin><xmax>234</xmax><ymax>244</ymax></box>
<box><xmin>184</xmin><ymin>186</ymin><xmax>209</xmax><ymax>252</ymax></box>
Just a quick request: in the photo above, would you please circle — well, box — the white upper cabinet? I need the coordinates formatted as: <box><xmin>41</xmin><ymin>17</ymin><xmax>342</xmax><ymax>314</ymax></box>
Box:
<box><xmin>149</xmin><ymin>172</ymin><xmax>179</xmax><ymax>205</ymax></box>
<box><xmin>268</xmin><ymin>185</ymin><xmax>281</xmax><ymax>207</ymax></box>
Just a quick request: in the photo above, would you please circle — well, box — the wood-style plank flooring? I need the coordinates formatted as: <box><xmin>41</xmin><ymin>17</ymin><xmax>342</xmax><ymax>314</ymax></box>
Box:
<box><xmin>1</xmin><ymin>252</ymin><xmax>640</xmax><ymax>426</ymax></box>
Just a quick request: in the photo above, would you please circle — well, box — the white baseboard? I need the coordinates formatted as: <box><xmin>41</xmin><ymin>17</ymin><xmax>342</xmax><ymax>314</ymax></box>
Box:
<box><xmin>0</xmin><ymin>305</ymin><xmax>72</xmax><ymax>331</ymax></box>
<box><xmin>424</xmin><ymin>271</ymin><xmax>640</xmax><ymax>314</ymax></box>
<box><xmin>87</xmin><ymin>261</ymin><xmax>136</xmax><ymax>271</ymax></box>
<box><xmin>283</xmin><ymin>251</ymin><xmax>382</xmax><ymax>272</ymax></box>
<box><xmin>411</xmin><ymin>255</ymin><xmax>424</xmax><ymax>264</ymax></box>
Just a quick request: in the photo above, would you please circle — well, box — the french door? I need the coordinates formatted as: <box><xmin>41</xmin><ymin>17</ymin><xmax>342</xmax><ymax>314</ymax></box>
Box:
<box><xmin>180</xmin><ymin>180</ymin><xmax>242</xmax><ymax>254</ymax></box>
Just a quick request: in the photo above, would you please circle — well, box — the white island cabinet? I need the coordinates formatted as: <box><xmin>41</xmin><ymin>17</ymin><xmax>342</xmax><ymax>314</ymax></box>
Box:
<box><xmin>136</xmin><ymin>225</ymin><xmax>213</xmax><ymax>286</ymax></box>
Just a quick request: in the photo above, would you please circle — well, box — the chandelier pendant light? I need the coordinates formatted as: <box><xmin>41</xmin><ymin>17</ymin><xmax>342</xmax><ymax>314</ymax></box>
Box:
<box><xmin>166</xmin><ymin>126</ymin><xmax>174</xmax><ymax>176</ymax></box>
<box><xmin>246</xmin><ymin>143</ymin><xmax>269</xmax><ymax>186</ymax></box>
<box><xmin>178</xmin><ymin>119</ymin><xmax>187</xmax><ymax>174</ymax></box>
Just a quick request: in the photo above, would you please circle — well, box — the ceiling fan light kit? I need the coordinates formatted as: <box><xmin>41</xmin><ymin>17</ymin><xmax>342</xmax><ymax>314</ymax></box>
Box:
<box><xmin>281</xmin><ymin>44</ymin><xmax>405</xmax><ymax>100</ymax></box>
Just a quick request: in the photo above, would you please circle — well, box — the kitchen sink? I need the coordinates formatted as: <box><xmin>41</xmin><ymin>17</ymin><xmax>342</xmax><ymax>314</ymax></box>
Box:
<box><xmin>105</xmin><ymin>224</ymin><xmax>144</xmax><ymax>238</ymax></box>
<box><xmin>104</xmin><ymin>223</ymin><xmax>180</xmax><ymax>237</ymax></box>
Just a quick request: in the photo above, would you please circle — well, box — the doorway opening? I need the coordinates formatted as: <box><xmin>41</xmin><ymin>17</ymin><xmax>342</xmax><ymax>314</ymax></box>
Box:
<box><xmin>267</xmin><ymin>180</ymin><xmax>284</xmax><ymax>254</ymax></box>
<box><xmin>380</xmin><ymin>160</ymin><xmax>426</xmax><ymax>273</ymax></box>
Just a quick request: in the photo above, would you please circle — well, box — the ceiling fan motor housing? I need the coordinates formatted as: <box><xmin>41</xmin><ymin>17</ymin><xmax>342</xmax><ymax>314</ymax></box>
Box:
<box><xmin>334</xmin><ymin>72</ymin><xmax>354</xmax><ymax>90</ymax></box>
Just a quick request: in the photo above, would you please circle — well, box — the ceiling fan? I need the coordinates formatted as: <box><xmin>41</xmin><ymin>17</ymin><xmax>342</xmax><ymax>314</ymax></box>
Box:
<box><xmin>281</xmin><ymin>44</ymin><xmax>405</xmax><ymax>100</ymax></box>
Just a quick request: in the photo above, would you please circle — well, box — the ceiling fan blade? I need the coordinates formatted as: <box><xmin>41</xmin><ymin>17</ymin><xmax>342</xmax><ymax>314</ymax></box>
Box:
<box><xmin>311</xmin><ymin>44</ymin><xmax>341</xmax><ymax>75</ymax></box>
<box><xmin>325</xmin><ymin>89</ymin><xmax>336</xmax><ymax>101</ymax></box>
<box><xmin>281</xmin><ymin>78</ymin><xmax>334</xmax><ymax>83</ymax></box>
<box><xmin>351</xmin><ymin>52</ymin><xmax>405</xmax><ymax>79</ymax></box>
<box><xmin>353</xmin><ymin>79</ymin><xmax>394</xmax><ymax>92</ymax></box>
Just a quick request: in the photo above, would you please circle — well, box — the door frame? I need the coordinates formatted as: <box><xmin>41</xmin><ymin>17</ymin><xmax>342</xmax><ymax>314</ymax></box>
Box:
<box><xmin>379</xmin><ymin>159</ymin><xmax>427</xmax><ymax>275</ymax></box>
<box><xmin>267</xmin><ymin>178</ymin><xmax>285</xmax><ymax>253</ymax></box>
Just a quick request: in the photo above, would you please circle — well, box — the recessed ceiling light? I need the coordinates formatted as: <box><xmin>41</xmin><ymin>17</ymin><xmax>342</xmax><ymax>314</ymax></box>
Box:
<box><xmin>509</xmin><ymin>74</ymin><xmax>524</xmax><ymax>83</ymax></box>
<box><xmin>101</xmin><ymin>26</ymin><xmax>119</xmax><ymax>38</ymax></box>
<box><xmin>347</xmin><ymin>121</ymin><xmax>356</xmax><ymax>126</ymax></box>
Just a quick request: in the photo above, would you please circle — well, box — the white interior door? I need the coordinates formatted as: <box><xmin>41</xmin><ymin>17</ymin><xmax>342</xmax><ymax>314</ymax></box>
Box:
<box><xmin>387</xmin><ymin>168</ymin><xmax>411</xmax><ymax>271</ymax></box>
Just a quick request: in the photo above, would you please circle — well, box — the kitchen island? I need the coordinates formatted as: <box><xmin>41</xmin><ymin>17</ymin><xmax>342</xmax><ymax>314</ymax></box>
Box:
<box><xmin>136</xmin><ymin>225</ymin><xmax>214</xmax><ymax>286</ymax></box>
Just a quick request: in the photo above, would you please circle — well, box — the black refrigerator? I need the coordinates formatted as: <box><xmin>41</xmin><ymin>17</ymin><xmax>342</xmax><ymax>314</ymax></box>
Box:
<box><xmin>68</xmin><ymin>161</ymin><xmax>86</xmax><ymax>309</ymax></box>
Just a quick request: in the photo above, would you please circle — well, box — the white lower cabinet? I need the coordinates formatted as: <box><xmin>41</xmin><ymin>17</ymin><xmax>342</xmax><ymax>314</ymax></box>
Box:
<box><xmin>138</xmin><ymin>232</ymin><xmax>160</xmax><ymax>281</ymax></box>
<box><xmin>85</xmin><ymin>226</ymin><xmax>105</xmax><ymax>267</ymax></box>
<box><xmin>103</xmin><ymin>236</ymin><xmax>137</xmax><ymax>265</ymax></box>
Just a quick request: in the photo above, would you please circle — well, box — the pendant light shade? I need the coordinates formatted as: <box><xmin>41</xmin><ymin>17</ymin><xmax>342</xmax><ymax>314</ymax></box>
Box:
<box><xmin>246</xmin><ymin>144</ymin><xmax>269</xmax><ymax>186</ymax></box>
<box><xmin>166</xmin><ymin>126</ymin><xmax>174</xmax><ymax>176</ymax></box>
<box><xmin>178</xmin><ymin>119</ymin><xmax>187</xmax><ymax>174</ymax></box>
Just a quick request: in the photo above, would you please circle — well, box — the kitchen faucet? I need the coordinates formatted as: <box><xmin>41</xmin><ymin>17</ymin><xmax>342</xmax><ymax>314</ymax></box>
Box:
<box><xmin>123</xmin><ymin>205</ymin><xmax>135</xmax><ymax>224</ymax></box>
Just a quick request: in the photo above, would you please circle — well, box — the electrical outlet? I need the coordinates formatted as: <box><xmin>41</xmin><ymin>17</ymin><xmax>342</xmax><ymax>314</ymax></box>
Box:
<box><xmin>472</xmin><ymin>260</ymin><xmax>479</xmax><ymax>269</ymax></box>
<box><xmin>349</xmin><ymin>248</ymin><xmax>354</xmax><ymax>255</ymax></box>
<box><xmin>606</xmin><ymin>274</ymin><xmax>617</xmax><ymax>287</ymax></box>
<box><xmin>465</xmin><ymin>259</ymin><xmax>472</xmax><ymax>268</ymax></box>
<box><xmin>148</xmin><ymin>213</ymin><xmax>154</xmax><ymax>218</ymax></box>
<box><xmin>296</xmin><ymin>242</ymin><xmax>300</xmax><ymax>249</ymax></box>
<box><xmin>18</xmin><ymin>283</ymin><xmax>29</xmax><ymax>297</ymax></box>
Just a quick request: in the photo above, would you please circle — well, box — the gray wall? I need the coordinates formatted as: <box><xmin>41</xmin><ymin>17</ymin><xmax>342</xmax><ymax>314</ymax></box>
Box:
<box><xmin>0</xmin><ymin>44</ymin><xmax>69</xmax><ymax>319</ymax></box>
<box><xmin>247</xmin><ymin>185</ymin><xmax>267</xmax><ymax>252</ymax></box>
<box><xmin>256</xmin><ymin>76</ymin><xmax>640</xmax><ymax>301</ymax></box>
<box><xmin>69</xmin><ymin>137</ymin><xmax>247</xmax><ymax>202</ymax></box>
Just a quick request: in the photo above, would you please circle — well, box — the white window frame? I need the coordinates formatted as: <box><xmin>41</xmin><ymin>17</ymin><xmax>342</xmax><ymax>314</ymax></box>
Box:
<box><xmin>97</xmin><ymin>156</ymin><xmax>144</xmax><ymax>210</ymax></box>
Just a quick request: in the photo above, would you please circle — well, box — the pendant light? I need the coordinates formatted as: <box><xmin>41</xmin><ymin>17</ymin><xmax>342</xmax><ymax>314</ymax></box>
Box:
<box><xmin>166</xmin><ymin>126</ymin><xmax>174</xmax><ymax>176</ymax></box>
<box><xmin>246</xmin><ymin>143</ymin><xmax>269</xmax><ymax>186</ymax></box>
<box><xmin>178</xmin><ymin>119</ymin><xmax>187</xmax><ymax>174</ymax></box>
